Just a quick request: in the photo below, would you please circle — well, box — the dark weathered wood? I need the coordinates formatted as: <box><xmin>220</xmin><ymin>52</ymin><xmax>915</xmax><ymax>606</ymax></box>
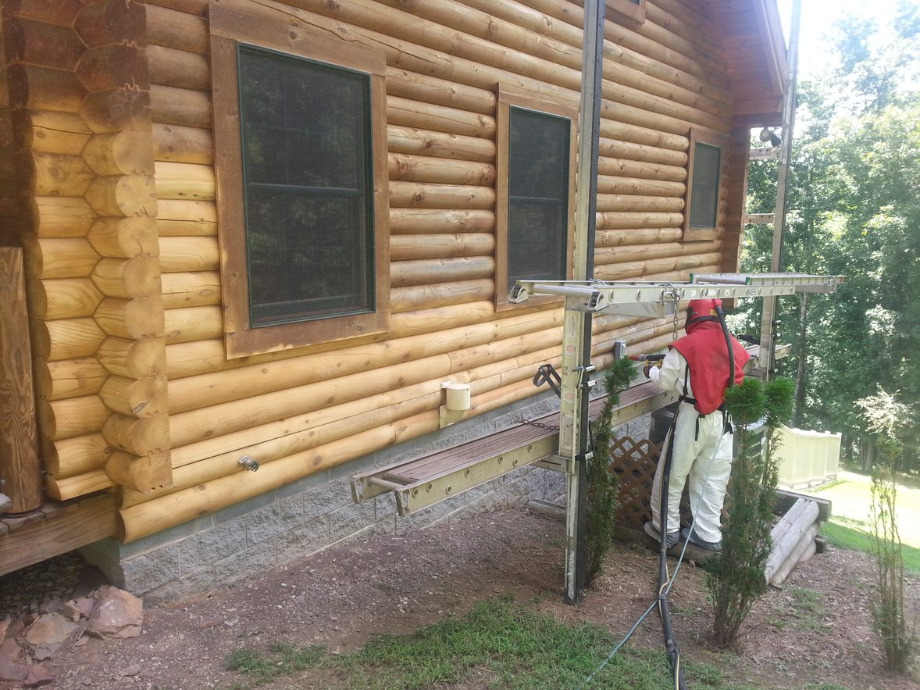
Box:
<box><xmin>0</xmin><ymin>248</ymin><xmax>43</xmax><ymax>514</ymax></box>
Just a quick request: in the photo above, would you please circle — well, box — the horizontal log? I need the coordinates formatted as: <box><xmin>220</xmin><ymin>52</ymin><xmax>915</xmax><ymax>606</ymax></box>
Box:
<box><xmin>387</xmin><ymin>95</ymin><xmax>496</xmax><ymax>139</ymax></box>
<box><xmin>597</xmin><ymin>156</ymin><xmax>686</xmax><ymax>183</ymax></box>
<box><xmin>599</xmin><ymin>138</ymin><xmax>688</xmax><ymax>167</ymax></box>
<box><xmin>99</xmin><ymin>375</ymin><xmax>168</xmax><ymax>418</ymax></box>
<box><xmin>30</xmin><ymin>110</ymin><xmax>92</xmax><ymax>156</ymax></box>
<box><xmin>95</xmin><ymin>296</ymin><xmax>166</xmax><ymax>339</ymax></box>
<box><xmin>46</xmin><ymin>433</ymin><xmax>110</xmax><ymax>479</ymax></box>
<box><xmin>13</xmin><ymin>65</ymin><xmax>85</xmax><ymax>112</ymax></box>
<box><xmin>163</xmin><ymin>305</ymin><xmax>222</xmax><ymax>344</ymax></box>
<box><xmin>17</xmin><ymin>0</ymin><xmax>83</xmax><ymax>27</ymax></box>
<box><xmin>45</xmin><ymin>357</ymin><xmax>108</xmax><ymax>401</ymax></box>
<box><xmin>105</xmin><ymin>450</ymin><xmax>172</xmax><ymax>493</ymax></box>
<box><xmin>153</xmin><ymin>161</ymin><xmax>215</xmax><ymax>201</ymax></box>
<box><xmin>35</xmin><ymin>196</ymin><xmax>94</xmax><ymax>238</ymax></box>
<box><xmin>147</xmin><ymin>44</ymin><xmax>210</xmax><ymax>91</ymax></box>
<box><xmin>37</xmin><ymin>238</ymin><xmax>98</xmax><ymax>279</ymax></box>
<box><xmin>146</xmin><ymin>3</ymin><xmax>209</xmax><ymax>54</ymax></box>
<box><xmin>390</xmin><ymin>233</ymin><xmax>494</xmax><ymax>261</ymax></box>
<box><xmin>594</xmin><ymin>251</ymin><xmax>722</xmax><ymax>281</ymax></box>
<box><xmin>596</xmin><ymin>174</ymin><xmax>685</xmax><ymax>198</ymax></box>
<box><xmin>599</xmin><ymin>112</ymin><xmax>690</xmax><ymax>152</ymax></box>
<box><xmin>49</xmin><ymin>395</ymin><xmax>109</xmax><ymax>441</ymax></box>
<box><xmin>82</xmin><ymin>132</ymin><xmax>154</xmax><ymax>176</ymax></box>
<box><xmin>389</xmin><ymin>208</ymin><xmax>495</xmax><ymax>235</ymax></box>
<box><xmin>152</xmin><ymin>122</ymin><xmax>213</xmax><ymax>164</ymax></box>
<box><xmin>392</xmin><ymin>278</ymin><xmax>493</xmax><ymax>313</ymax></box>
<box><xmin>160</xmin><ymin>271</ymin><xmax>221</xmax><ymax>309</ymax></box>
<box><xmin>33</xmin><ymin>152</ymin><xmax>93</xmax><ymax>197</ymax></box>
<box><xmin>45</xmin><ymin>470</ymin><xmax>113</xmax><ymax>501</ymax></box>
<box><xmin>146</xmin><ymin>0</ymin><xmax>208</xmax><ymax>17</ymax></box>
<box><xmin>14</xmin><ymin>20</ymin><xmax>85</xmax><ymax>70</ymax></box>
<box><xmin>150</xmin><ymin>84</ymin><xmax>211</xmax><ymax>128</ymax></box>
<box><xmin>594</xmin><ymin>240</ymin><xmax>721</xmax><ymax>266</ymax></box>
<box><xmin>158</xmin><ymin>236</ymin><xmax>220</xmax><ymax>272</ymax></box>
<box><xmin>386</xmin><ymin>66</ymin><xmax>494</xmax><ymax>115</ymax></box>
<box><xmin>85</xmin><ymin>175</ymin><xmax>157</xmax><ymax>218</ymax></box>
<box><xmin>388</xmin><ymin>153</ymin><xmax>495</xmax><ymax>186</ymax></box>
<box><xmin>92</xmin><ymin>257</ymin><xmax>162</xmax><ymax>299</ymax></box>
<box><xmin>596</xmin><ymin>194</ymin><xmax>684</xmax><ymax>213</ymax></box>
<box><xmin>87</xmin><ymin>217</ymin><xmax>160</xmax><ymax>258</ymax></box>
<box><xmin>388</xmin><ymin>125</ymin><xmax>495</xmax><ymax>163</ymax></box>
<box><xmin>103</xmin><ymin>412</ymin><xmax>170</xmax><ymax>457</ymax></box>
<box><xmin>391</xmin><ymin>256</ymin><xmax>494</xmax><ymax>288</ymax></box>
<box><xmin>595</xmin><ymin>227</ymin><xmax>683</xmax><ymax>247</ymax></box>
<box><xmin>389</xmin><ymin>300</ymin><xmax>500</xmax><ymax>338</ymax></box>
<box><xmin>389</xmin><ymin>181</ymin><xmax>495</xmax><ymax>210</ymax></box>
<box><xmin>98</xmin><ymin>336</ymin><xmax>167</xmax><ymax>379</ymax></box>
<box><xmin>43</xmin><ymin>278</ymin><xmax>103</xmax><ymax>320</ymax></box>
<box><xmin>44</xmin><ymin>317</ymin><xmax>106</xmax><ymax>361</ymax></box>
<box><xmin>156</xmin><ymin>199</ymin><xmax>217</xmax><ymax>236</ymax></box>
<box><xmin>596</xmin><ymin>211</ymin><xmax>683</xmax><ymax>230</ymax></box>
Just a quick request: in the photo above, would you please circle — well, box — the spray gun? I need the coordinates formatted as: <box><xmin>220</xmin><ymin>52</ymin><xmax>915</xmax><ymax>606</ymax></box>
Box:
<box><xmin>629</xmin><ymin>352</ymin><xmax>666</xmax><ymax>378</ymax></box>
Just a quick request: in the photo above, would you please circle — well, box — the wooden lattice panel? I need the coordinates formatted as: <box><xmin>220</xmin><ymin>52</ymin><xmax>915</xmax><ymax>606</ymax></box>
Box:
<box><xmin>609</xmin><ymin>435</ymin><xmax>692</xmax><ymax>532</ymax></box>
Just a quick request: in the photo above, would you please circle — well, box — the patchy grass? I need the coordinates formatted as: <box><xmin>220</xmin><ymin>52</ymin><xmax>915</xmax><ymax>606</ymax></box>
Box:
<box><xmin>223</xmin><ymin>598</ymin><xmax>754</xmax><ymax>689</ymax></box>
<box><xmin>821</xmin><ymin>520</ymin><xmax>920</xmax><ymax>575</ymax></box>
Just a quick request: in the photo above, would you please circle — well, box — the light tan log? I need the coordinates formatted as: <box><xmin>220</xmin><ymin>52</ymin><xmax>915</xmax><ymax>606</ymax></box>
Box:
<box><xmin>595</xmin><ymin>240</ymin><xmax>721</xmax><ymax>267</ymax></box>
<box><xmin>46</xmin><ymin>433</ymin><xmax>110</xmax><ymax>479</ymax></box>
<box><xmin>149</xmin><ymin>84</ymin><xmax>210</xmax><ymax>128</ymax></box>
<box><xmin>391</xmin><ymin>256</ymin><xmax>493</xmax><ymax>288</ymax></box>
<box><xmin>30</xmin><ymin>110</ymin><xmax>92</xmax><ymax>155</ymax></box>
<box><xmin>48</xmin><ymin>395</ymin><xmax>109</xmax><ymax>441</ymax></box>
<box><xmin>389</xmin><ymin>208</ymin><xmax>495</xmax><ymax>234</ymax></box>
<box><xmin>161</xmin><ymin>271</ymin><xmax>221</xmax><ymax>309</ymax></box>
<box><xmin>82</xmin><ymin>132</ymin><xmax>154</xmax><ymax>176</ymax></box>
<box><xmin>597</xmin><ymin>174</ymin><xmax>685</xmax><ymax>198</ymax></box>
<box><xmin>386</xmin><ymin>67</ymin><xmax>494</xmax><ymax>115</ymax></box>
<box><xmin>153</xmin><ymin>123</ymin><xmax>213</xmax><ymax>164</ymax></box>
<box><xmin>163</xmin><ymin>305</ymin><xmax>223</xmax><ymax>344</ymax></box>
<box><xmin>43</xmin><ymin>278</ymin><xmax>103</xmax><ymax>320</ymax></box>
<box><xmin>35</xmin><ymin>197</ymin><xmax>95</xmax><ymax>239</ymax></box>
<box><xmin>389</xmin><ymin>181</ymin><xmax>495</xmax><ymax>210</ymax></box>
<box><xmin>598</xmin><ymin>156</ymin><xmax>687</xmax><ymax>183</ymax></box>
<box><xmin>154</xmin><ymin>161</ymin><xmax>215</xmax><ymax>201</ymax></box>
<box><xmin>85</xmin><ymin>175</ymin><xmax>157</xmax><ymax>218</ymax></box>
<box><xmin>388</xmin><ymin>95</ymin><xmax>496</xmax><ymax>139</ymax></box>
<box><xmin>88</xmin><ymin>217</ymin><xmax>160</xmax><ymax>258</ymax></box>
<box><xmin>596</xmin><ymin>211</ymin><xmax>683</xmax><ymax>230</ymax></box>
<box><xmin>33</xmin><ymin>152</ymin><xmax>93</xmax><ymax>197</ymax></box>
<box><xmin>392</xmin><ymin>278</ymin><xmax>493</xmax><ymax>313</ymax></box>
<box><xmin>36</xmin><ymin>238</ymin><xmax>98</xmax><ymax>279</ymax></box>
<box><xmin>388</xmin><ymin>125</ymin><xmax>495</xmax><ymax>163</ymax></box>
<box><xmin>167</xmin><ymin>353</ymin><xmax>452</xmax><ymax>448</ymax></box>
<box><xmin>390</xmin><ymin>300</ymin><xmax>501</xmax><ymax>338</ymax></box>
<box><xmin>44</xmin><ymin>357</ymin><xmax>108</xmax><ymax>401</ymax></box>
<box><xmin>105</xmin><ymin>450</ymin><xmax>172</xmax><ymax>493</ymax></box>
<box><xmin>95</xmin><ymin>297</ymin><xmax>166</xmax><ymax>340</ymax></box>
<box><xmin>388</xmin><ymin>153</ymin><xmax>495</xmax><ymax>186</ymax></box>
<box><xmin>390</xmin><ymin>233</ymin><xmax>494</xmax><ymax>261</ymax></box>
<box><xmin>43</xmin><ymin>318</ymin><xmax>106</xmax><ymax>362</ymax></box>
<box><xmin>764</xmin><ymin>498</ymin><xmax>821</xmax><ymax>582</ymax></box>
<box><xmin>100</xmin><ymin>375</ymin><xmax>168</xmax><ymax>418</ymax></box>
<box><xmin>594</xmin><ymin>252</ymin><xmax>722</xmax><ymax>282</ymax></box>
<box><xmin>98</xmin><ymin>336</ymin><xmax>167</xmax><ymax>379</ymax></box>
<box><xmin>103</xmin><ymin>413</ymin><xmax>170</xmax><ymax>457</ymax></box>
<box><xmin>148</xmin><ymin>45</ymin><xmax>210</xmax><ymax>91</ymax></box>
<box><xmin>146</xmin><ymin>3</ymin><xmax>209</xmax><ymax>53</ymax></box>
<box><xmin>92</xmin><ymin>257</ymin><xmax>163</xmax><ymax>299</ymax></box>
<box><xmin>46</xmin><ymin>470</ymin><xmax>113</xmax><ymax>501</ymax></box>
<box><xmin>769</xmin><ymin>523</ymin><xmax>819</xmax><ymax>587</ymax></box>
<box><xmin>595</xmin><ymin>228</ymin><xmax>683</xmax><ymax>247</ymax></box>
<box><xmin>599</xmin><ymin>138</ymin><xmax>688</xmax><ymax>167</ymax></box>
<box><xmin>157</xmin><ymin>199</ymin><xmax>217</xmax><ymax>237</ymax></box>
<box><xmin>158</xmin><ymin>236</ymin><xmax>219</xmax><ymax>272</ymax></box>
<box><xmin>597</xmin><ymin>195</ymin><xmax>684</xmax><ymax>213</ymax></box>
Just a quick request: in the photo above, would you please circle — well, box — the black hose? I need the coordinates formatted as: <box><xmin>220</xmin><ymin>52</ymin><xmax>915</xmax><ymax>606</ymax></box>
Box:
<box><xmin>657</xmin><ymin>422</ymin><xmax>686</xmax><ymax>689</ymax></box>
<box><xmin>715</xmin><ymin>305</ymin><xmax>735</xmax><ymax>392</ymax></box>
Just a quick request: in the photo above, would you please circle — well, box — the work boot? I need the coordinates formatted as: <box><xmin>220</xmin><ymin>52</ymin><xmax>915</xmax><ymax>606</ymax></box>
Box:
<box><xmin>681</xmin><ymin>527</ymin><xmax>722</xmax><ymax>552</ymax></box>
<box><xmin>644</xmin><ymin>521</ymin><xmax>679</xmax><ymax>548</ymax></box>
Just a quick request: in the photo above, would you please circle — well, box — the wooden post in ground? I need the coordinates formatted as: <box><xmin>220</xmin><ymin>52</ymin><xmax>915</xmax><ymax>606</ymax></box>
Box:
<box><xmin>0</xmin><ymin>248</ymin><xmax>43</xmax><ymax>514</ymax></box>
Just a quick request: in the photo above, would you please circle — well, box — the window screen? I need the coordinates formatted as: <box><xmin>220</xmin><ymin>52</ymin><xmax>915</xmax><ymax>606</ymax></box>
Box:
<box><xmin>689</xmin><ymin>141</ymin><xmax>721</xmax><ymax>230</ymax></box>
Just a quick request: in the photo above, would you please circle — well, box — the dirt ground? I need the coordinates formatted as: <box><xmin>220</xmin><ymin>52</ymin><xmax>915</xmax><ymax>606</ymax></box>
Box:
<box><xmin>1</xmin><ymin>507</ymin><xmax>918</xmax><ymax>690</ymax></box>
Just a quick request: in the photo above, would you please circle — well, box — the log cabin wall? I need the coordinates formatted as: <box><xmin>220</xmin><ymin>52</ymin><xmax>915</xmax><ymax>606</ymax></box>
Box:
<box><xmin>1</xmin><ymin>0</ymin><xmax>783</xmax><ymax>593</ymax></box>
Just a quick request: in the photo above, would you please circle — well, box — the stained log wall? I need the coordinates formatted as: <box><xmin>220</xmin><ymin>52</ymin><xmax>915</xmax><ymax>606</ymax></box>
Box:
<box><xmin>2</xmin><ymin>0</ymin><xmax>769</xmax><ymax>544</ymax></box>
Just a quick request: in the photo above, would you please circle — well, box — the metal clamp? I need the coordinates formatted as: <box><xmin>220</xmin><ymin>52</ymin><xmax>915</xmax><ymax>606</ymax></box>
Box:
<box><xmin>532</xmin><ymin>364</ymin><xmax>562</xmax><ymax>397</ymax></box>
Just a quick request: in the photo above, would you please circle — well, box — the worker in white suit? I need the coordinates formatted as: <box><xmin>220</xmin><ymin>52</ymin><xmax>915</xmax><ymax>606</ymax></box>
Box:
<box><xmin>643</xmin><ymin>298</ymin><xmax>750</xmax><ymax>551</ymax></box>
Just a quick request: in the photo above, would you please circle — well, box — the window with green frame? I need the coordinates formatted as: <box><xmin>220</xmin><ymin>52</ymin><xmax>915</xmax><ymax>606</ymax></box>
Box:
<box><xmin>238</xmin><ymin>45</ymin><xmax>375</xmax><ymax>327</ymax></box>
<box><xmin>684</xmin><ymin>128</ymin><xmax>728</xmax><ymax>241</ymax></box>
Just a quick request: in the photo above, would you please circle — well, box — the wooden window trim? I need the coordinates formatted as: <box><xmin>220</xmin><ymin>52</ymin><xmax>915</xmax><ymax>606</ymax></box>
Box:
<box><xmin>494</xmin><ymin>86</ymin><xmax>577</xmax><ymax>312</ymax></box>
<box><xmin>210</xmin><ymin>12</ymin><xmax>389</xmax><ymax>359</ymax></box>
<box><xmin>683</xmin><ymin>127</ymin><xmax>730</xmax><ymax>243</ymax></box>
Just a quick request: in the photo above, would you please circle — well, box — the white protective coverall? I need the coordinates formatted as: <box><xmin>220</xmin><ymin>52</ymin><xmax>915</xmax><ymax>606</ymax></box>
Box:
<box><xmin>647</xmin><ymin>348</ymin><xmax>734</xmax><ymax>545</ymax></box>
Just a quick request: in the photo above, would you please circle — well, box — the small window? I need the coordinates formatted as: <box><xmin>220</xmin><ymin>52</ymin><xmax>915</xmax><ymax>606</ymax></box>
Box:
<box><xmin>684</xmin><ymin>128</ymin><xmax>728</xmax><ymax>241</ymax></box>
<box><xmin>495</xmin><ymin>88</ymin><xmax>576</xmax><ymax>310</ymax></box>
<box><xmin>211</xmin><ymin>23</ymin><xmax>389</xmax><ymax>358</ymax></box>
